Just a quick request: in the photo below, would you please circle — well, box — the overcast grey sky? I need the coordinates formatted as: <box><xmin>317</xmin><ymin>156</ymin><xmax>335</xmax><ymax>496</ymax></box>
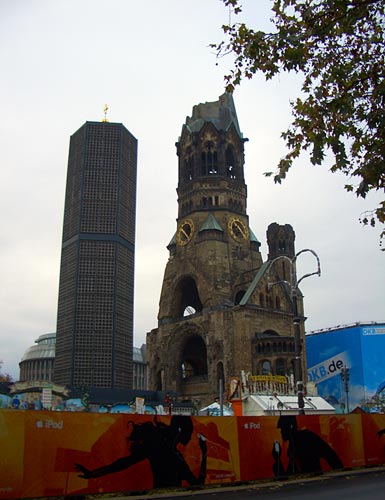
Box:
<box><xmin>0</xmin><ymin>0</ymin><xmax>383</xmax><ymax>380</ymax></box>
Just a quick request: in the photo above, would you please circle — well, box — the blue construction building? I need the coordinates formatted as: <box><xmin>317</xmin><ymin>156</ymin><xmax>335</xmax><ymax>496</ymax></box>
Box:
<box><xmin>306</xmin><ymin>322</ymin><xmax>385</xmax><ymax>413</ymax></box>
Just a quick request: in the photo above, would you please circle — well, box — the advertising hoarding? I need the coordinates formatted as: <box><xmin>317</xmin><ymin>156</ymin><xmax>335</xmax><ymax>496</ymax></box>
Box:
<box><xmin>1</xmin><ymin>410</ymin><xmax>384</xmax><ymax>499</ymax></box>
<box><xmin>306</xmin><ymin>323</ymin><xmax>385</xmax><ymax>411</ymax></box>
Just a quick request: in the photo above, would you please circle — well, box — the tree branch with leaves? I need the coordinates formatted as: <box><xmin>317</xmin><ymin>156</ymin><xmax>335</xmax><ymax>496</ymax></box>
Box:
<box><xmin>0</xmin><ymin>360</ymin><xmax>13</xmax><ymax>383</ymax></box>
<box><xmin>213</xmin><ymin>0</ymin><xmax>385</xmax><ymax>247</ymax></box>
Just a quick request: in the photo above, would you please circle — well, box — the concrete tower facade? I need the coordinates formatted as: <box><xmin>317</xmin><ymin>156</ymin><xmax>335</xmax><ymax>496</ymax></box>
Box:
<box><xmin>54</xmin><ymin>121</ymin><xmax>137</xmax><ymax>389</ymax></box>
<box><xmin>147</xmin><ymin>94</ymin><xmax>306</xmax><ymax>405</ymax></box>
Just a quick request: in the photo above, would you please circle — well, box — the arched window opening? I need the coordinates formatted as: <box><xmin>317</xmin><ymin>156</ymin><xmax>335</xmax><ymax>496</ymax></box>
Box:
<box><xmin>276</xmin><ymin>358</ymin><xmax>286</xmax><ymax>376</ymax></box>
<box><xmin>259</xmin><ymin>293</ymin><xmax>265</xmax><ymax>307</ymax></box>
<box><xmin>210</xmin><ymin>151</ymin><xmax>218</xmax><ymax>174</ymax></box>
<box><xmin>275</xmin><ymin>296</ymin><xmax>281</xmax><ymax>310</ymax></box>
<box><xmin>264</xmin><ymin>330</ymin><xmax>279</xmax><ymax>337</ymax></box>
<box><xmin>184</xmin><ymin>153</ymin><xmax>194</xmax><ymax>181</ymax></box>
<box><xmin>226</xmin><ymin>146</ymin><xmax>236</xmax><ymax>179</ymax></box>
<box><xmin>262</xmin><ymin>360</ymin><xmax>271</xmax><ymax>375</ymax></box>
<box><xmin>235</xmin><ymin>290</ymin><xmax>246</xmax><ymax>305</ymax></box>
<box><xmin>180</xmin><ymin>335</ymin><xmax>208</xmax><ymax>381</ymax></box>
<box><xmin>201</xmin><ymin>141</ymin><xmax>218</xmax><ymax>175</ymax></box>
<box><xmin>181</xmin><ymin>200</ymin><xmax>193</xmax><ymax>215</ymax></box>
<box><xmin>202</xmin><ymin>196</ymin><xmax>214</xmax><ymax>207</ymax></box>
<box><xmin>173</xmin><ymin>277</ymin><xmax>203</xmax><ymax>319</ymax></box>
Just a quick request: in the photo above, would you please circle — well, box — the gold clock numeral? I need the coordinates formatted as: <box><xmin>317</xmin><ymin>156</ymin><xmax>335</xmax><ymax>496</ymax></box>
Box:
<box><xmin>180</xmin><ymin>226</ymin><xmax>190</xmax><ymax>240</ymax></box>
<box><xmin>234</xmin><ymin>220</ymin><xmax>247</xmax><ymax>239</ymax></box>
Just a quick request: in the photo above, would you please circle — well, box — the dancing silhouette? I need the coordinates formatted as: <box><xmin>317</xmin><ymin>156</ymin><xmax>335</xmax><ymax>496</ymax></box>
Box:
<box><xmin>75</xmin><ymin>415</ymin><xmax>207</xmax><ymax>488</ymax></box>
<box><xmin>272</xmin><ymin>415</ymin><xmax>343</xmax><ymax>476</ymax></box>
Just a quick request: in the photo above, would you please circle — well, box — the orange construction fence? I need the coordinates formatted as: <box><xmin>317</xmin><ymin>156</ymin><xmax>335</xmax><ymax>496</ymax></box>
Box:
<box><xmin>0</xmin><ymin>410</ymin><xmax>384</xmax><ymax>499</ymax></box>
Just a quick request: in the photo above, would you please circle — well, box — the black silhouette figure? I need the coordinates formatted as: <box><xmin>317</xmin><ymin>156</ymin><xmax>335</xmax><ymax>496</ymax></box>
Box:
<box><xmin>75</xmin><ymin>416</ymin><xmax>207</xmax><ymax>488</ymax></box>
<box><xmin>272</xmin><ymin>415</ymin><xmax>343</xmax><ymax>476</ymax></box>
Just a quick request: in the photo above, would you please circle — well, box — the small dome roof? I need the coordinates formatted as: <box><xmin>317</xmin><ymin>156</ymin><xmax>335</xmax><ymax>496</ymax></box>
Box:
<box><xmin>20</xmin><ymin>333</ymin><xmax>56</xmax><ymax>362</ymax></box>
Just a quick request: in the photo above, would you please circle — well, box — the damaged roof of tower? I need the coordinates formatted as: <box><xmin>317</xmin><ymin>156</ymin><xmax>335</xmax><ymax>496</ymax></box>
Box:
<box><xmin>183</xmin><ymin>93</ymin><xmax>243</xmax><ymax>137</ymax></box>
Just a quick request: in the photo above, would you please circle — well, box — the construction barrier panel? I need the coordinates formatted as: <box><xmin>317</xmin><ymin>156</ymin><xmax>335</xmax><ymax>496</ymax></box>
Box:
<box><xmin>0</xmin><ymin>410</ymin><xmax>384</xmax><ymax>499</ymax></box>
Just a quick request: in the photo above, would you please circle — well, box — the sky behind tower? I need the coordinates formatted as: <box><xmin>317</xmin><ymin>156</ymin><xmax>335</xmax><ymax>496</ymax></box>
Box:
<box><xmin>0</xmin><ymin>0</ymin><xmax>383</xmax><ymax>379</ymax></box>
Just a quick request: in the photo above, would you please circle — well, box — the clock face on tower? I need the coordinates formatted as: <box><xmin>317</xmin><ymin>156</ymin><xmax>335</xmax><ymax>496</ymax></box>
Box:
<box><xmin>228</xmin><ymin>216</ymin><xmax>249</xmax><ymax>242</ymax></box>
<box><xmin>176</xmin><ymin>219</ymin><xmax>195</xmax><ymax>245</ymax></box>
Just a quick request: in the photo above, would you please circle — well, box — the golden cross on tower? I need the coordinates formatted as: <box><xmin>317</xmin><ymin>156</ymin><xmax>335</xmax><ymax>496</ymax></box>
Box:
<box><xmin>102</xmin><ymin>104</ymin><xmax>109</xmax><ymax>122</ymax></box>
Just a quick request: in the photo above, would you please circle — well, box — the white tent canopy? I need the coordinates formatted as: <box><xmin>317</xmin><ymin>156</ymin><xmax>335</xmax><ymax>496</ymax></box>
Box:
<box><xmin>199</xmin><ymin>401</ymin><xmax>234</xmax><ymax>416</ymax></box>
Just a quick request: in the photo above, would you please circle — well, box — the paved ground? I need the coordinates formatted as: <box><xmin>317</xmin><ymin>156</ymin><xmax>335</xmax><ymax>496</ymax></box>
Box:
<box><xmin>108</xmin><ymin>466</ymin><xmax>385</xmax><ymax>500</ymax></box>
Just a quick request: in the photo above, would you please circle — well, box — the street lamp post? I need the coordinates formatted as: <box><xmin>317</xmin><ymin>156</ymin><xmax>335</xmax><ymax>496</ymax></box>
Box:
<box><xmin>268</xmin><ymin>249</ymin><xmax>321</xmax><ymax>415</ymax></box>
<box><xmin>292</xmin><ymin>288</ymin><xmax>305</xmax><ymax>414</ymax></box>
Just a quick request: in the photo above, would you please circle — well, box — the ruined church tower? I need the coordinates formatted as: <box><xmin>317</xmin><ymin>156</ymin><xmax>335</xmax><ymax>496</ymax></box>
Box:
<box><xmin>146</xmin><ymin>94</ymin><xmax>305</xmax><ymax>405</ymax></box>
